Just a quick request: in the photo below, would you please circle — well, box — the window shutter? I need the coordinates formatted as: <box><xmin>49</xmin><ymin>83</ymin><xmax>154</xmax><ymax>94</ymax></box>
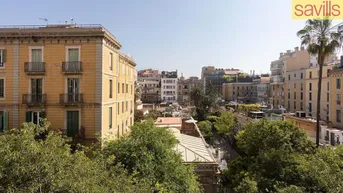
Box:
<box><xmin>3</xmin><ymin>111</ymin><xmax>8</xmax><ymax>131</ymax></box>
<box><xmin>26</xmin><ymin>111</ymin><xmax>32</xmax><ymax>122</ymax></box>
<box><xmin>2</xmin><ymin>50</ymin><xmax>6</xmax><ymax>63</ymax></box>
<box><xmin>40</xmin><ymin>111</ymin><xmax>46</xmax><ymax>118</ymax></box>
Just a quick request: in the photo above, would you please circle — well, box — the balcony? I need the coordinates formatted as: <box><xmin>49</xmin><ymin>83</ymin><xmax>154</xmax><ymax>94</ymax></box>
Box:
<box><xmin>62</xmin><ymin>61</ymin><xmax>82</xmax><ymax>74</ymax></box>
<box><xmin>22</xmin><ymin>94</ymin><xmax>47</xmax><ymax>105</ymax></box>
<box><xmin>24</xmin><ymin>62</ymin><xmax>45</xmax><ymax>75</ymax></box>
<box><xmin>270</xmin><ymin>62</ymin><xmax>283</xmax><ymax>71</ymax></box>
<box><xmin>60</xmin><ymin>93</ymin><xmax>83</xmax><ymax>105</ymax></box>
<box><xmin>270</xmin><ymin>75</ymin><xmax>284</xmax><ymax>84</ymax></box>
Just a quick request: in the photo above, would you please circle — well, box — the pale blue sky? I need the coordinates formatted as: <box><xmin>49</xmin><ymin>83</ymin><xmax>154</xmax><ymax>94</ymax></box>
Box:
<box><xmin>1</xmin><ymin>0</ymin><xmax>338</xmax><ymax>77</ymax></box>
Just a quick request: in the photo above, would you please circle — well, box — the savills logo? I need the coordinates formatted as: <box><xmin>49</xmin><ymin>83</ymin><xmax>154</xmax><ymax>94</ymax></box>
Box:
<box><xmin>292</xmin><ymin>0</ymin><xmax>342</xmax><ymax>19</ymax></box>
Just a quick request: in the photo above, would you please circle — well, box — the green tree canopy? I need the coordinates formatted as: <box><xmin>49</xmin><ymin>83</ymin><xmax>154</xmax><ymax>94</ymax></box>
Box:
<box><xmin>0</xmin><ymin>121</ymin><xmax>141</xmax><ymax>193</ymax></box>
<box><xmin>102</xmin><ymin>121</ymin><xmax>202</xmax><ymax>193</ymax></box>
<box><xmin>214</xmin><ymin>112</ymin><xmax>237</xmax><ymax>135</ymax></box>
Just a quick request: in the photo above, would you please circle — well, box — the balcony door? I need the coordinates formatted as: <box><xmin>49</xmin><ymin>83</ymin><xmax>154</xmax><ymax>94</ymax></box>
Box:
<box><xmin>66</xmin><ymin>111</ymin><xmax>79</xmax><ymax>137</ymax></box>
<box><xmin>31</xmin><ymin>79</ymin><xmax>43</xmax><ymax>103</ymax></box>
<box><xmin>30</xmin><ymin>49</ymin><xmax>43</xmax><ymax>71</ymax></box>
<box><xmin>67</xmin><ymin>78</ymin><xmax>79</xmax><ymax>102</ymax></box>
<box><xmin>67</xmin><ymin>48</ymin><xmax>80</xmax><ymax>71</ymax></box>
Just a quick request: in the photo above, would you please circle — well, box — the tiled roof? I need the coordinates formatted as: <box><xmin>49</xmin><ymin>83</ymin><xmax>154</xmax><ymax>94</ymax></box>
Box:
<box><xmin>155</xmin><ymin>117</ymin><xmax>182</xmax><ymax>125</ymax></box>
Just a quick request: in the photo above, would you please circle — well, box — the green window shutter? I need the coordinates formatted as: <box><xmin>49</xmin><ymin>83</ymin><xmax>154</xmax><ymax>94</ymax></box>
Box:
<box><xmin>26</xmin><ymin>111</ymin><xmax>32</xmax><ymax>122</ymax></box>
<box><xmin>2</xmin><ymin>49</ymin><xmax>6</xmax><ymax>63</ymax></box>
<box><xmin>3</xmin><ymin>111</ymin><xmax>8</xmax><ymax>131</ymax></box>
<box><xmin>40</xmin><ymin>111</ymin><xmax>46</xmax><ymax>118</ymax></box>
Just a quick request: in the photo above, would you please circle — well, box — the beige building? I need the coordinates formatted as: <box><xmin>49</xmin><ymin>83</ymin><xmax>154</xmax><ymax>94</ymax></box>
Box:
<box><xmin>0</xmin><ymin>24</ymin><xmax>135</xmax><ymax>142</ymax></box>
<box><xmin>329</xmin><ymin>66</ymin><xmax>343</xmax><ymax>129</ymax></box>
<box><xmin>284</xmin><ymin>69</ymin><xmax>306</xmax><ymax>113</ymax></box>
<box><xmin>137</xmin><ymin>69</ymin><xmax>161</xmax><ymax>103</ymax></box>
<box><xmin>178</xmin><ymin>76</ymin><xmax>202</xmax><ymax>104</ymax></box>
<box><xmin>305</xmin><ymin>65</ymin><xmax>334</xmax><ymax>120</ymax></box>
<box><xmin>222</xmin><ymin>82</ymin><xmax>256</xmax><ymax>103</ymax></box>
<box><xmin>270</xmin><ymin>47</ymin><xmax>312</xmax><ymax>109</ymax></box>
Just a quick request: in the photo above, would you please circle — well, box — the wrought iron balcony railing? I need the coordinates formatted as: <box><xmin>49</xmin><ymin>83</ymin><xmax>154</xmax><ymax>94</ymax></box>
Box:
<box><xmin>62</xmin><ymin>61</ymin><xmax>82</xmax><ymax>73</ymax></box>
<box><xmin>22</xmin><ymin>94</ymin><xmax>47</xmax><ymax>105</ymax></box>
<box><xmin>24</xmin><ymin>62</ymin><xmax>45</xmax><ymax>74</ymax></box>
<box><xmin>59</xmin><ymin>93</ymin><xmax>83</xmax><ymax>105</ymax></box>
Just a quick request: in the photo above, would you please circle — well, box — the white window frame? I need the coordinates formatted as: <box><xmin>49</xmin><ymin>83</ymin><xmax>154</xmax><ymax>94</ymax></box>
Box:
<box><xmin>29</xmin><ymin>46</ymin><xmax>44</xmax><ymax>62</ymax></box>
<box><xmin>31</xmin><ymin>111</ymin><xmax>44</xmax><ymax>125</ymax></box>
<box><xmin>0</xmin><ymin>49</ymin><xmax>5</xmax><ymax>68</ymax></box>
<box><xmin>64</xmin><ymin>76</ymin><xmax>82</xmax><ymax>93</ymax></box>
<box><xmin>65</xmin><ymin>46</ymin><xmax>81</xmax><ymax>62</ymax></box>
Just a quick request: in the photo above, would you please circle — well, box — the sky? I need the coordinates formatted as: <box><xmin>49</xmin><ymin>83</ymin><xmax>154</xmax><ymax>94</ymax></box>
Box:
<box><xmin>1</xmin><ymin>0</ymin><xmax>341</xmax><ymax>78</ymax></box>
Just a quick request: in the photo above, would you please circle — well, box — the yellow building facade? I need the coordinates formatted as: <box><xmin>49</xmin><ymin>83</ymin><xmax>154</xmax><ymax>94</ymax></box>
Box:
<box><xmin>0</xmin><ymin>24</ymin><xmax>135</xmax><ymax>141</ymax></box>
<box><xmin>329</xmin><ymin>68</ymin><xmax>343</xmax><ymax>129</ymax></box>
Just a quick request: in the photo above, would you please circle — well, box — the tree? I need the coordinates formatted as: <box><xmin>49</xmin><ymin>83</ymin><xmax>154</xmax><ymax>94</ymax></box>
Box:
<box><xmin>134</xmin><ymin>109</ymin><xmax>144</xmax><ymax>122</ymax></box>
<box><xmin>190</xmin><ymin>86</ymin><xmax>202</xmax><ymax>107</ymax></box>
<box><xmin>0</xmin><ymin>121</ymin><xmax>141</xmax><ymax>193</ymax></box>
<box><xmin>297</xmin><ymin>19</ymin><xmax>342</xmax><ymax>147</ymax></box>
<box><xmin>214</xmin><ymin>112</ymin><xmax>237</xmax><ymax>135</ymax></box>
<box><xmin>145</xmin><ymin>109</ymin><xmax>162</xmax><ymax>120</ymax></box>
<box><xmin>102</xmin><ymin>121</ymin><xmax>202</xmax><ymax>193</ymax></box>
<box><xmin>223</xmin><ymin>120</ymin><xmax>318</xmax><ymax>192</ymax></box>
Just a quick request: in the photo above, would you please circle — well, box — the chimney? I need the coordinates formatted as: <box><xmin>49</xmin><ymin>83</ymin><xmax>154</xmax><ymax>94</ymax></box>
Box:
<box><xmin>295</xmin><ymin>47</ymin><xmax>299</xmax><ymax>51</ymax></box>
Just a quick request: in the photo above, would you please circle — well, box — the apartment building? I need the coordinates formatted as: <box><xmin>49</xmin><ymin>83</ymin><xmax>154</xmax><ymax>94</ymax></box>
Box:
<box><xmin>329</xmin><ymin>65</ymin><xmax>343</xmax><ymax>129</ymax></box>
<box><xmin>270</xmin><ymin>47</ymin><xmax>312</xmax><ymax>109</ymax></box>
<box><xmin>161</xmin><ymin>70</ymin><xmax>178</xmax><ymax>102</ymax></box>
<box><xmin>222</xmin><ymin>82</ymin><xmax>257</xmax><ymax>103</ymax></box>
<box><xmin>137</xmin><ymin>69</ymin><xmax>161</xmax><ymax>103</ymax></box>
<box><xmin>178</xmin><ymin>76</ymin><xmax>202</xmax><ymax>104</ymax></box>
<box><xmin>202</xmin><ymin>66</ymin><xmax>241</xmax><ymax>94</ymax></box>
<box><xmin>284</xmin><ymin>69</ymin><xmax>306</xmax><ymax>113</ymax></box>
<box><xmin>305</xmin><ymin>65</ymin><xmax>333</xmax><ymax>120</ymax></box>
<box><xmin>256</xmin><ymin>75</ymin><xmax>270</xmax><ymax>104</ymax></box>
<box><xmin>0</xmin><ymin>24</ymin><xmax>135</xmax><ymax>141</ymax></box>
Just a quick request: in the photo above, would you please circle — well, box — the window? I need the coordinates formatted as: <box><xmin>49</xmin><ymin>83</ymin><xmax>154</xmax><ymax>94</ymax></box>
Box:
<box><xmin>118</xmin><ymin>83</ymin><xmax>120</xmax><ymax>93</ymax></box>
<box><xmin>327</xmin><ymin>93</ymin><xmax>329</xmax><ymax>102</ymax></box>
<box><xmin>309</xmin><ymin>72</ymin><xmax>312</xmax><ymax>79</ymax></box>
<box><xmin>294</xmin><ymin>84</ymin><xmax>296</xmax><ymax>89</ymax></box>
<box><xmin>337</xmin><ymin>110</ymin><xmax>341</xmax><ymax>123</ymax></box>
<box><xmin>109</xmin><ymin>107</ymin><xmax>112</xmax><ymax>129</ymax></box>
<box><xmin>309</xmin><ymin>93</ymin><xmax>312</xmax><ymax>101</ymax></box>
<box><xmin>294</xmin><ymin>101</ymin><xmax>296</xmax><ymax>110</ymax></box>
<box><xmin>0</xmin><ymin>79</ymin><xmax>4</xmax><ymax>98</ymax></box>
<box><xmin>126</xmin><ymin>84</ymin><xmax>128</xmax><ymax>93</ymax></box>
<box><xmin>309</xmin><ymin>83</ymin><xmax>312</xmax><ymax>91</ymax></box>
<box><xmin>301</xmin><ymin>73</ymin><xmax>303</xmax><ymax>79</ymax></box>
<box><xmin>301</xmin><ymin>83</ymin><xmax>303</xmax><ymax>91</ymax></box>
<box><xmin>0</xmin><ymin>49</ymin><xmax>6</xmax><ymax>67</ymax></box>
<box><xmin>31</xmin><ymin>49</ymin><xmax>43</xmax><ymax>62</ymax></box>
<box><xmin>126</xmin><ymin>101</ymin><xmax>128</xmax><ymax>112</ymax></box>
<box><xmin>309</xmin><ymin>103</ymin><xmax>312</xmax><ymax>112</ymax></box>
<box><xmin>67</xmin><ymin>48</ymin><xmax>79</xmax><ymax>61</ymax></box>
<box><xmin>109</xmin><ymin>80</ymin><xmax>113</xmax><ymax>98</ymax></box>
<box><xmin>337</xmin><ymin>78</ymin><xmax>341</xmax><ymax>89</ymax></box>
<box><xmin>117</xmin><ymin>102</ymin><xmax>120</xmax><ymax>115</ymax></box>
<box><xmin>294</xmin><ymin>92</ymin><xmax>296</xmax><ymax>99</ymax></box>
<box><xmin>301</xmin><ymin>92</ymin><xmax>303</xmax><ymax>100</ymax></box>
<box><xmin>294</xmin><ymin>73</ymin><xmax>296</xmax><ymax>77</ymax></box>
<box><xmin>300</xmin><ymin>102</ymin><xmax>303</xmax><ymax>110</ymax></box>
<box><xmin>288</xmin><ymin>92</ymin><xmax>290</xmax><ymax>99</ymax></box>
<box><xmin>122</xmin><ymin>102</ymin><xmax>124</xmax><ymax>113</ymax></box>
<box><xmin>122</xmin><ymin>83</ymin><xmax>124</xmax><ymax>93</ymax></box>
<box><xmin>117</xmin><ymin>125</ymin><xmax>119</xmax><ymax>138</ymax></box>
<box><xmin>288</xmin><ymin>74</ymin><xmax>290</xmax><ymax>80</ymax></box>
<box><xmin>327</xmin><ymin>82</ymin><xmax>329</xmax><ymax>91</ymax></box>
<box><xmin>26</xmin><ymin>111</ymin><xmax>45</xmax><ymax>125</ymax></box>
<box><xmin>288</xmin><ymin>101</ymin><xmax>290</xmax><ymax>110</ymax></box>
<box><xmin>337</xmin><ymin>94</ymin><xmax>341</xmax><ymax>105</ymax></box>
<box><xmin>109</xmin><ymin>52</ymin><xmax>113</xmax><ymax>70</ymax></box>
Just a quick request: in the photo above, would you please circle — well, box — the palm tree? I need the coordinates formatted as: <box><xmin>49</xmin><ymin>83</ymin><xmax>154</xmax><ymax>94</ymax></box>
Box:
<box><xmin>297</xmin><ymin>19</ymin><xmax>342</xmax><ymax>147</ymax></box>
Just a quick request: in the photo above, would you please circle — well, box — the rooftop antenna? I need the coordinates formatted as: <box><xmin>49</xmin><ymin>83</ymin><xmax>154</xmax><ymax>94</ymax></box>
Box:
<box><xmin>39</xmin><ymin>18</ymin><xmax>48</xmax><ymax>26</ymax></box>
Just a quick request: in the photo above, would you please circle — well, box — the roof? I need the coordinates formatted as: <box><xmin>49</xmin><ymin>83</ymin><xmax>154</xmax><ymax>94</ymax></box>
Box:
<box><xmin>174</xmin><ymin>133</ymin><xmax>216</xmax><ymax>163</ymax></box>
<box><xmin>155</xmin><ymin>117</ymin><xmax>182</xmax><ymax>125</ymax></box>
